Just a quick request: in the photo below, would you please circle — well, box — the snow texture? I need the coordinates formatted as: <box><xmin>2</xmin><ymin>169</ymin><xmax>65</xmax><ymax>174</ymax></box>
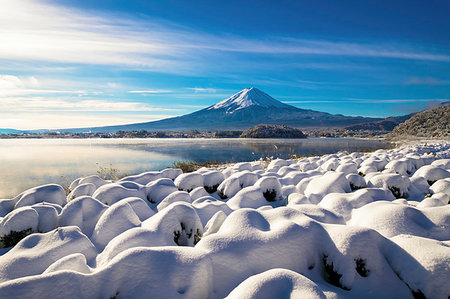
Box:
<box><xmin>0</xmin><ymin>141</ymin><xmax>449</xmax><ymax>298</ymax></box>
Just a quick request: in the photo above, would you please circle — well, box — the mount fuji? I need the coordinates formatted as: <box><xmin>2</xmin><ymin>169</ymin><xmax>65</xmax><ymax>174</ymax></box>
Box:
<box><xmin>62</xmin><ymin>88</ymin><xmax>381</xmax><ymax>133</ymax></box>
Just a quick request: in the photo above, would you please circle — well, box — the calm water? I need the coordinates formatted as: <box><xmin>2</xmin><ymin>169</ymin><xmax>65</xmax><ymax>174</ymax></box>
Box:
<box><xmin>0</xmin><ymin>138</ymin><xmax>388</xmax><ymax>198</ymax></box>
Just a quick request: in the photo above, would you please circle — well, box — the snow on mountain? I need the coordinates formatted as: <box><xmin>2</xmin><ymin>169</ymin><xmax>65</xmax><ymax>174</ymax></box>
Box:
<box><xmin>207</xmin><ymin>87</ymin><xmax>290</xmax><ymax>113</ymax></box>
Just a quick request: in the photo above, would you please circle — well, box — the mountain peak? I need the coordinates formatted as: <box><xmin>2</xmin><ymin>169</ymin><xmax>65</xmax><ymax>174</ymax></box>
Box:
<box><xmin>208</xmin><ymin>87</ymin><xmax>290</xmax><ymax>113</ymax></box>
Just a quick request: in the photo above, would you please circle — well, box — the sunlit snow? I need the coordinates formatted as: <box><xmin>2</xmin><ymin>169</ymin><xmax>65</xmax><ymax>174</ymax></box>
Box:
<box><xmin>0</xmin><ymin>141</ymin><xmax>449</xmax><ymax>298</ymax></box>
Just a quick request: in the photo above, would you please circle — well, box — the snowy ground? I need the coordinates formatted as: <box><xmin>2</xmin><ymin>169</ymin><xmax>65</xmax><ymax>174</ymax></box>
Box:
<box><xmin>0</xmin><ymin>141</ymin><xmax>449</xmax><ymax>298</ymax></box>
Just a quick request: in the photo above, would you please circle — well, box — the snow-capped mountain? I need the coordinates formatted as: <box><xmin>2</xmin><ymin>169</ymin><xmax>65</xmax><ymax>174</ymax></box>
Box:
<box><xmin>59</xmin><ymin>88</ymin><xmax>381</xmax><ymax>132</ymax></box>
<box><xmin>207</xmin><ymin>88</ymin><xmax>291</xmax><ymax>113</ymax></box>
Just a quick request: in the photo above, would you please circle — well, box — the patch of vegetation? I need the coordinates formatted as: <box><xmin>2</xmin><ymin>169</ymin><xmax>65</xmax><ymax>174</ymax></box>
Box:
<box><xmin>322</xmin><ymin>254</ymin><xmax>350</xmax><ymax>290</ymax></box>
<box><xmin>204</xmin><ymin>184</ymin><xmax>219</xmax><ymax>194</ymax></box>
<box><xmin>96</xmin><ymin>163</ymin><xmax>124</xmax><ymax>180</ymax></box>
<box><xmin>390</xmin><ymin>104</ymin><xmax>450</xmax><ymax>138</ymax></box>
<box><xmin>217</xmin><ymin>190</ymin><xmax>228</xmax><ymax>200</ymax></box>
<box><xmin>110</xmin><ymin>291</ymin><xmax>120</xmax><ymax>299</ymax></box>
<box><xmin>355</xmin><ymin>258</ymin><xmax>370</xmax><ymax>277</ymax></box>
<box><xmin>263</xmin><ymin>189</ymin><xmax>277</xmax><ymax>202</ymax></box>
<box><xmin>240</xmin><ymin>124</ymin><xmax>306</xmax><ymax>138</ymax></box>
<box><xmin>350</xmin><ymin>182</ymin><xmax>364</xmax><ymax>191</ymax></box>
<box><xmin>172</xmin><ymin>160</ymin><xmax>223</xmax><ymax>173</ymax></box>
<box><xmin>388</xmin><ymin>186</ymin><xmax>406</xmax><ymax>199</ymax></box>
<box><xmin>0</xmin><ymin>228</ymin><xmax>33</xmax><ymax>248</ymax></box>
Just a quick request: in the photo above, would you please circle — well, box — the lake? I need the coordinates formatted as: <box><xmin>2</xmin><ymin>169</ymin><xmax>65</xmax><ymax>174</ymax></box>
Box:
<box><xmin>0</xmin><ymin>138</ymin><xmax>389</xmax><ymax>198</ymax></box>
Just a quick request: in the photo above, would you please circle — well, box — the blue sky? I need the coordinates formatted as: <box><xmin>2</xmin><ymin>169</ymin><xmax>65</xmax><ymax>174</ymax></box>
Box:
<box><xmin>1</xmin><ymin>0</ymin><xmax>449</xmax><ymax>129</ymax></box>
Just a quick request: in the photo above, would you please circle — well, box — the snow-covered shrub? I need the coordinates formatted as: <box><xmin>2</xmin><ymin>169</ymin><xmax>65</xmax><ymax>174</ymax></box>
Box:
<box><xmin>90</xmin><ymin>201</ymin><xmax>141</xmax><ymax>249</ymax></box>
<box><xmin>430</xmin><ymin>178</ymin><xmax>450</xmax><ymax>197</ymax></box>
<box><xmin>217</xmin><ymin>177</ymin><xmax>241</xmax><ymax>200</ymax></box>
<box><xmin>157</xmin><ymin>191</ymin><xmax>191</xmax><ymax>211</ymax></box>
<box><xmin>229</xmin><ymin>170</ymin><xmax>259</xmax><ymax>189</ymax></box>
<box><xmin>203</xmin><ymin>210</ymin><xmax>228</xmax><ymax>236</ymax></box>
<box><xmin>232</xmin><ymin>162</ymin><xmax>253</xmax><ymax>172</ymax></box>
<box><xmin>202</xmin><ymin>170</ymin><xmax>225</xmax><ymax>193</ymax></box>
<box><xmin>174</xmin><ymin>173</ymin><xmax>204</xmax><ymax>192</ymax></box>
<box><xmin>335</xmin><ymin>162</ymin><xmax>358</xmax><ymax>174</ymax></box>
<box><xmin>0</xmin><ymin>207</ymin><xmax>38</xmax><ymax>248</ymax></box>
<box><xmin>161</xmin><ymin>168</ymin><xmax>182</xmax><ymax>180</ymax></box>
<box><xmin>226</xmin><ymin>268</ymin><xmax>326</xmax><ymax>298</ymax></box>
<box><xmin>357</xmin><ymin>165</ymin><xmax>377</xmax><ymax>176</ymax></box>
<box><xmin>13</xmin><ymin>184</ymin><xmax>66</xmax><ymax>209</ymax></box>
<box><xmin>412</xmin><ymin>165</ymin><xmax>450</xmax><ymax>185</ymax></box>
<box><xmin>384</xmin><ymin>158</ymin><xmax>414</xmax><ymax>175</ymax></box>
<box><xmin>189</xmin><ymin>186</ymin><xmax>210</xmax><ymax>201</ymax></box>
<box><xmin>321</xmin><ymin>158</ymin><xmax>340</xmax><ymax>171</ymax></box>
<box><xmin>287</xmin><ymin>193</ymin><xmax>311</xmax><ymax>205</ymax></box>
<box><xmin>277</xmin><ymin>165</ymin><xmax>299</xmax><ymax>177</ymax></box>
<box><xmin>431</xmin><ymin>158</ymin><xmax>450</xmax><ymax>169</ymax></box>
<box><xmin>145</xmin><ymin>178</ymin><xmax>178</xmax><ymax>205</ymax></box>
<box><xmin>254</xmin><ymin>176</ymin><xmax>283</xmax><ymax>203</ymax></box>
<box><xmin>280</xmin><ymin>171</ymin><xmax>308</xmax><ymax>186</ymax></box>
<box><xmin>31</xmin><ymin>203</ymin><xmax>58</xmax><ymax>233</ymax></box>
<box><xmin>74</xmin><ymin>175</ymin><xmax>109</xmax><ymax>190</ymax></box>
<box><xmin>346</xmin><ymin>174</ymin><xmax>367</xmax><ymax>191</ymax></box>
<box><xmin>92</xmin><ymin>183</ymin><xmax>146</xmax><ymax>206</ymax></box>
<box><xmin>120</xmin><ymin>171</ymin><xmax>162</xmax><ymax>185</ymax></box>
<box><xmin>67</xmin><ymin>183</ymin><xmax>96</xmax><ymax>201</ymax></box>
<box><xmin>368</xmin><ymin>173</ymin><xmax>410</xmax><ymax>199</ymax></box>
<box><xmin>58</xmin><ymin>196</ymin><xmax>108</xmax><ymax>236</ymax></box>
<box><xmin>0</xmin><ymin>226</ymin><xmax>97</xmax><ymax>283</ymax></box>
<box><xmin>121</xmin><ymin>197</ymin><xmax>155</xmax><ymax>221</ymax></box>
<box><xmin>226</xmin><ymin>186</ymin><xmax>266</xmax><ymax>209</ymax></box>
<box><xmin>0</xmin><ymin>199</ymin><xmax>15</xmax><ymax>217</ymax></box>
<box><xmin>192</xmin><ymin>196</ymin><xmax>232</xmax><ymax>226</ymax></box>
<box><xmin>143</xmin><ymin>202</ymin><xmax>203</xmax><ymax>247</ymax></box>
<box><xmin>359</xmin><ymin>157</ymin><xmax>387</xmax><ymax>171</ymax></box>
<box><xmin>304</xmin><ymin>172</ymin><xmax>351</xmax><ymax>204</ymax></box>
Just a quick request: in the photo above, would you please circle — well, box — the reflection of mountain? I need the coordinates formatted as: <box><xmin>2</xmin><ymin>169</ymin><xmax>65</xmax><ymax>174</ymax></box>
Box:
<box><xmin>61</xmin><ymin>88</ymin><xmax>381</xmax><ymax>133</ymax></box>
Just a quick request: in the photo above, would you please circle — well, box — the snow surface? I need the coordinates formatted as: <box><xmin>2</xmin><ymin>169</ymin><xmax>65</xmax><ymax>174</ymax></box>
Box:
<box><xmin>207</xmin><ymin>87</ymin><xmax>289</xmax><ymax>113</ymax></box>
<box><xmin>0</xmin><ymin>141</ymin><xmax>449</xmax><ymax>298</ymax></box>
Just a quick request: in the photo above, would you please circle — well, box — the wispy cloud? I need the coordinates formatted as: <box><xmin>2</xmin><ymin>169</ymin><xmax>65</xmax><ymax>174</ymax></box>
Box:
<box><xmin>404</xmin><ymin>77</ymin><xmax>450</xmax><ymax>85</ymax></box>
<box><xmin>187</xmin><ymin>87</ymin><xmax>217</xmax><ymax>93</ymax></box>
<box><xmin>0</xmin><ymin>112</ymin><xmax>177</xmax><ymax>130</ymax></box>
<box><xmin>1</xmin><ymin>96</ymin><xmax>177</xmax><ymax>112</ymax></box>
<box><xmin>283</xmin><ymin>98</ymin><xmax>449</xmax><ymax>104</ymax></box>
<box><xmin>128</xmin><ymin>90</ymin><xmax>172</xmax><ymax>94</ymax></box>
<box><xmin>1</xmin><ymin>0</ymin><xmax>449</xmax><ymax>75</ymax></box>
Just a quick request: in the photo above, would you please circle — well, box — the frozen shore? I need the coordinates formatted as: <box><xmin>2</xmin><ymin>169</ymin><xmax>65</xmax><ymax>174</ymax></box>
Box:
<box><xmin>0</xmin><ymin>141</ymin><xmax>449</xmax><ymax>298</ymax></box>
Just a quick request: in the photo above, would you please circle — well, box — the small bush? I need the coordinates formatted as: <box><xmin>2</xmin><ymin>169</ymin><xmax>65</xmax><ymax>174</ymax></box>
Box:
<box><xmin>263</xmin><ymin>189</ymin><xmax>277</xmax><ymax>202</ymax></box>
<box><xmin>0</xmin><ymin>228</ymin><xmax>33</xmax><ymax>248</ymax></box>
<box><xmin>96</xmin><ymin>163</ymin><xmax>123</xmax><ymax>180</ymax></box>
<box><xmin>322</xmin><ymin>254</ymin><xmax>349</xmax><ymax>290</ymax></box>
<box><xmin>355</xmin><ymin>258</ymin><xmax>370</xmax><ymax>277</ymax></box>
<box><xmin>172</xmin><ymin>161</ymin><xmax>222</xmax><ymax>173</ymax></box>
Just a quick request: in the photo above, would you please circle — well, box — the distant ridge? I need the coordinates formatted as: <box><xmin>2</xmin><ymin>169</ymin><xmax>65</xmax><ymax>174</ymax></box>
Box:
<box><xmin>52</xmin><ymin>88</ymin><xmax>381</xmax><ymax>133</ymax></box>
<box><xmin>390</xmin><ymin>105</ymin><xmax>450</xmax><ymax>138</ymax></box>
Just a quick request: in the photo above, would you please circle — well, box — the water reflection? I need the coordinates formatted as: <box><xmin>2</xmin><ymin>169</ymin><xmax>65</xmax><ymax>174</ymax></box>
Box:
<box><xmin>0</xmin><ymin>138</ymin><xmax>388</xmax><ymax>198</ymax></box>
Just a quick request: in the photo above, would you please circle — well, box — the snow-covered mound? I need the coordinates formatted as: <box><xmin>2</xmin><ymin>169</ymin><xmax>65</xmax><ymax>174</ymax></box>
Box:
<box><xmin>0</xmin><ymin>141</ymin><xmax>449</xmax><ymax>298</ymax></box>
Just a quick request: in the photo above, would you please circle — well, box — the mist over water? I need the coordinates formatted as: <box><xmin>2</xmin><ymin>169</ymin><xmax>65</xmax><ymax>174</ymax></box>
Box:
<box><xmin>0</xmin><ymin>138</ymin><xmax>388</xmax><ymax>198</ymax></box>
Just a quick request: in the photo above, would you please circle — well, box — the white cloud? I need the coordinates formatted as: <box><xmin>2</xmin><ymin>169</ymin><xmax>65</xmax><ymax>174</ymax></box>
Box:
<box><xmin>283</xmin><ymin>98</ymin><xmax>449</xmax><ymax>104</ymax></box>
<box><xmin>1</xmin><ymin>96</ymin><xmax>177</xmax><ymax>112</ymax></box>
<box><xmin>404</xmin><ymin>77</ymin><xmax>450</xmax><ymax>85</ymax></box>
<box><xmin>0</xmin><ymin>0</ymin><xmax>448</xmax><ymax>73</ymax></box>
<box><xmin>128</xmin><ymin>90</ymin><xmax>172</xmax><ymax>94</ymax></box>
<box><xmin>187</xmin><ymin>87</ymin><xmax>217</xmax><ymax>93</ymax></box>
<box><xmin>0</xmin><ymin>112</ymin><xmax>178</xmax><ymax>130</ymax></box>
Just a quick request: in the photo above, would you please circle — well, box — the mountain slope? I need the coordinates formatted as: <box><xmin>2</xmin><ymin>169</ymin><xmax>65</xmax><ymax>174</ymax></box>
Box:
<box><xmin>60</xmin><ymin>88</ymin><xmax>381</xmax><ymax>133</ymax></box>
<box><xmin>345</xmin><ymin>113</ymin><xmax>416</xmax><ymax>131</ymax></box>
<box><xmin>390</xmin><ymin>105</ymin><xmax>450</xmax><ymax>138</ymax></box>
